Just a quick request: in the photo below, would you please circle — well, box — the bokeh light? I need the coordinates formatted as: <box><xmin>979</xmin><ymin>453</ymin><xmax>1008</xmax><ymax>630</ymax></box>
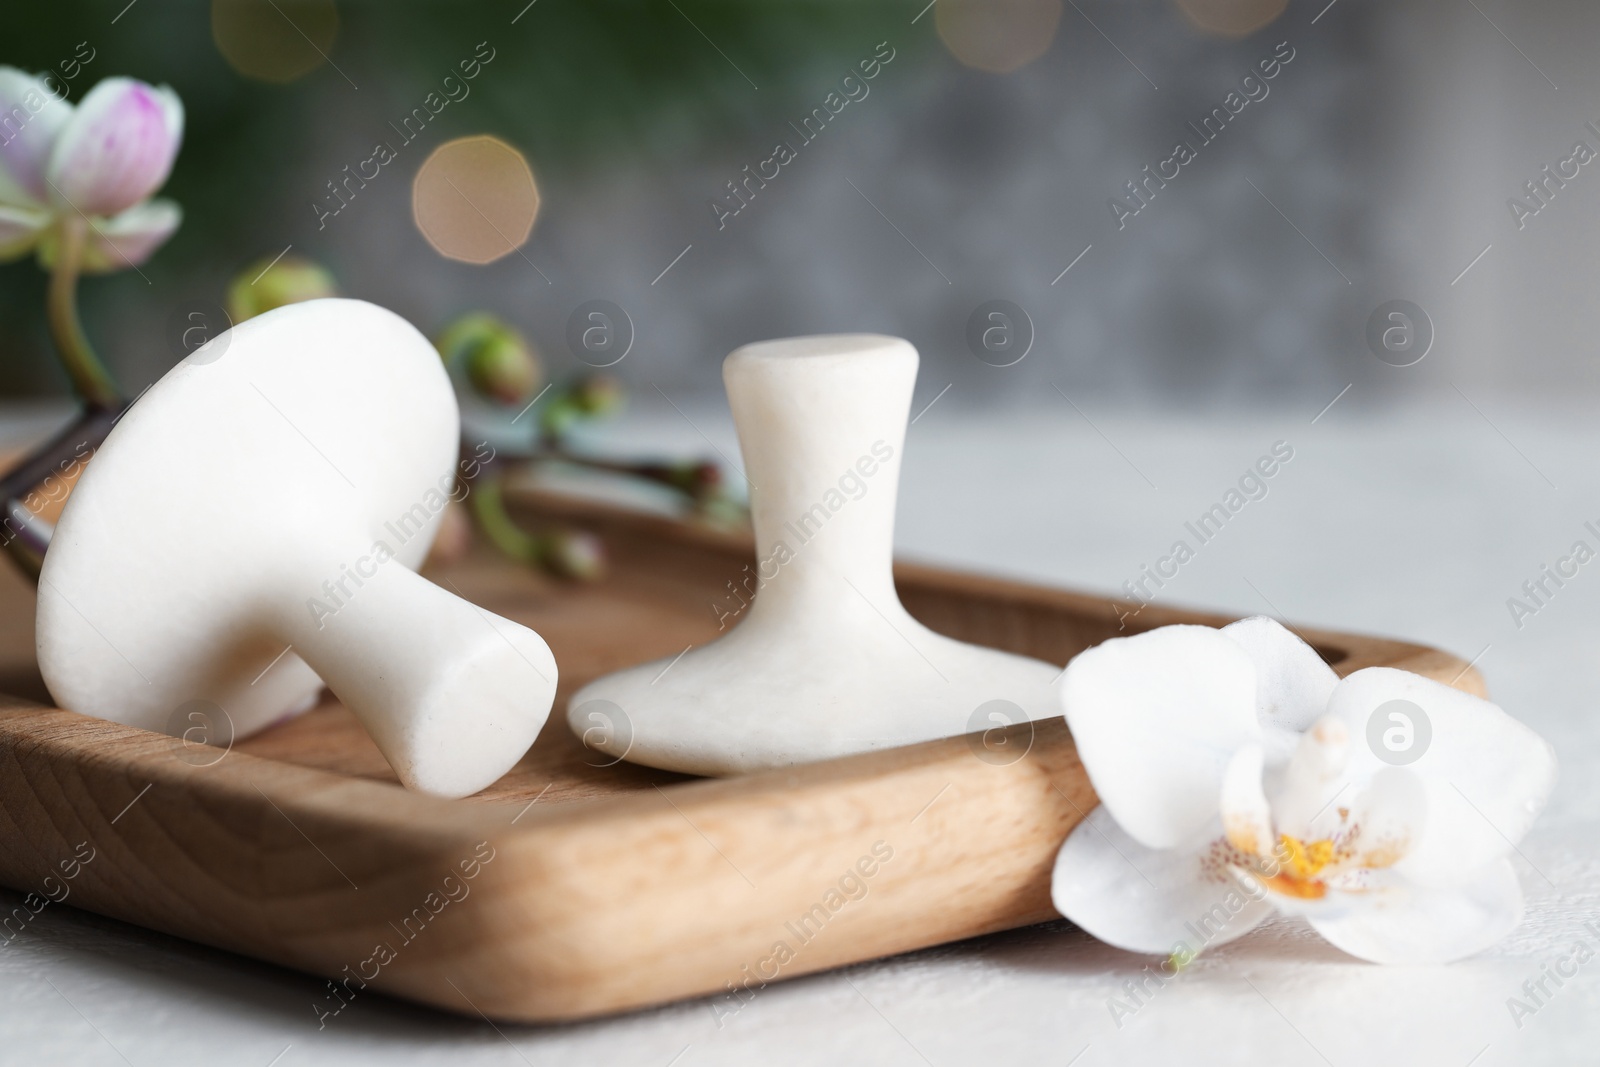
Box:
<box><xmin>211</xmin><ymin>0</ymin><xmax>340</xmax><ymax>84</ymax></box>
<box><xmin>936</xmin><ymin>0</ymin><xmax>1063</xmax><ymax>75</ymax></box>
<box><xmin>411</xmin><ymin>135</ymin><xmax>541</xmax><ymax>266</ymax></box>
<box><xmin>1171</xmin><ymin>0</ymin><xmax>1288</xmax><ymax>39</ymax></box>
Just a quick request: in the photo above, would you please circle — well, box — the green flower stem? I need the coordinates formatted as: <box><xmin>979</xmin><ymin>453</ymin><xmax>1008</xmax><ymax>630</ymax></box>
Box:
<box><xmin>530</xmin><ymin>447</ymin><xmax>718</xmax><ymax>502</ymax></box>
<box><xmin>46</xmin><ymin>217</ymin><xmax>122</xmax><ymax>411</ymax></box>
<box><xmin>469</xmin><ymin>472</ymin><xmax>541</xmax><ymax>564</ymax></box>
<box><xmin>0</xmin><ymin>400</ymin><xmax>125</xmax><ymax>584</ymax></box>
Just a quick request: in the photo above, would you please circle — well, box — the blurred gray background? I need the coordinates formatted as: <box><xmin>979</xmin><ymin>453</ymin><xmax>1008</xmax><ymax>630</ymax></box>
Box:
<box><xmin>7</xmin><ymin>0</ymin><xmax>1597</xmax><ymax>408</ymax></box>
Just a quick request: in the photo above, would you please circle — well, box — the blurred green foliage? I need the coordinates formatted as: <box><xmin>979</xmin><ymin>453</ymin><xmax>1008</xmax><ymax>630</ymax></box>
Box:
<box><xmin>1</xmin><ymin>0</ymin><xmax>926</xmax><ymax>395</ymax></box>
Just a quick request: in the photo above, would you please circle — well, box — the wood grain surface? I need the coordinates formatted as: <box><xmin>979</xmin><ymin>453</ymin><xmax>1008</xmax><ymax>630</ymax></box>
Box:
<box><xmin>0</xmin><ymin>489</ymin><xmax>1482</xmax><ymax>1021</ymax></box>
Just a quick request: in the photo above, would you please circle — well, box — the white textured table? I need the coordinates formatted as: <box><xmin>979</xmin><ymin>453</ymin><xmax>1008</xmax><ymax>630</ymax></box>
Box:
<box><xmin>3</xmin><ymin>398</ymin><xmax>1596</xmax><ymax>1066</ymax></box>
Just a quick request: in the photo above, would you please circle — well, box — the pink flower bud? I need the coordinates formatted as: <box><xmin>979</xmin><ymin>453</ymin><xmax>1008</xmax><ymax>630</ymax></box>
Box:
<box><xmin>46</xmin><ymin>77</ymin><xmax>183</xmax><ymax>218</ymax></box>
<box><xmin>0</xmin><ymin>67</ymin><xmax>73</xmax><ymax>209</ymax></box>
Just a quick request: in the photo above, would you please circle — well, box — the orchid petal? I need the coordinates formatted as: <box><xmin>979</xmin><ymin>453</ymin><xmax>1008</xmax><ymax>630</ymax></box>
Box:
<box><xmin>1328</xmin><ymin>668</ymin><xmax>1557</xmax><ymax>888</ymax></box>
<box><xmin>1053</xmin><ymin>805</ymin><xmax>1272</xmax><ymax>955</ymax></box>
<box><xmin>1219</xmin><ymin>744</ymin><xmax>1273</xmax><ymax>858</ymax></box>
<box><xmin>0</xmin><ymin>67</ymin><xmax>73</xmax><ymax>208</ymax></box>
<box><xmin>1221</xmin><ymin>616</ymin><xmax>1339</xmax><ymax>742</ymax></box>
<box><xmin>82</xmin><ymin>198</ymin><xmax>181</xmax><ymax>272</ymax></box>
<box><xmin>0</xmin><ymin>203</ymin><xmax>50</xmax><ymax>262</ymax></box>
<box><xmin>1330</xmin><ymin>766</ymin><xmax>1428</xmax><ymax>870</ymax></box>
<box><xmin>1305</xmin><ymin>859</ymin><xmax>1523</xmax><ymax>963</ymax></box>
<box><xmin>46</xmin><ymin>78</ymin><xmax>183</xmax><ymax>218</ymax></box>
<box><xmin>1239</xmin><ymin>767</ymin><xmax>1427</xmax><ymax>912</ymax></box>
<box><xmin>36</xmin><ymin>201</ymin><xmax>182</xmax><ymax>272</ymax></box>
<box><xmin>1060</xmin><ymin>625</ymin><xmax>1261</xmax><ymax>848</ymax></box>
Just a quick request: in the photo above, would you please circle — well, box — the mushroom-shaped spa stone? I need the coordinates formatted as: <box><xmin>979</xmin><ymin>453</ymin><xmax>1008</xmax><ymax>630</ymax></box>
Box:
<box><xmin>567</xmin><ymin>334</ymin><xmax>1060</xmax><ymax>775</ymax></box>
<box><xmin>36</xmin><ymin>298</ymin><xmax>557</xmax><ymax>798</ymax></box>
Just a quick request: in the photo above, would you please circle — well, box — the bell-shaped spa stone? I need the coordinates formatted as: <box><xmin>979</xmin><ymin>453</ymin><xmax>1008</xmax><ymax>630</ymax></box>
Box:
<box><xmin>566</xmin><ymin>334</ymin><xmax>1059</xmax><ymax>775</ymax></box>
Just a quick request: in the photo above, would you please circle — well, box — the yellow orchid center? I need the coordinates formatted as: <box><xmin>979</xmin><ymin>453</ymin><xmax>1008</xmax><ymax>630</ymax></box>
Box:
<box><xmin>1260</xmin><ymin>834</ymin><xmax>1337</xmax><ymax>899</ymax></box>
<box><xmin>1280</xmin><ymin>834</ymin><xmax>1335</xmax><ymax>878</ymax></box>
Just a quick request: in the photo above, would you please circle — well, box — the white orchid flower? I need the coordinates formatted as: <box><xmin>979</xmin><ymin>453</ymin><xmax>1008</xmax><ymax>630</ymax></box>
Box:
<box><xmin>1051</xmin><ymin>616</ymin><xmax>1557</xmax><ymax>964</ymax></box>
<box><xmin>0</xmin><ymin>68</ymin><xmax>183</xmax><ymax>271</ymax></box>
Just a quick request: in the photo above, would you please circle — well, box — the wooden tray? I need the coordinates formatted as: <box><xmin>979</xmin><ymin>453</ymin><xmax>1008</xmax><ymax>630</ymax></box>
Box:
<box><xmin>0</xmin><ymin>489</ymin><xmax>1482</xmax><ymax>1022</ymax></box>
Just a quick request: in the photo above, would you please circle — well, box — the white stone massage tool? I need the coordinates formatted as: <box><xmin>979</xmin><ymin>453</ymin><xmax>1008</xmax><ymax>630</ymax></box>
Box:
<box><xmin>568</xmin><ymin>334</ymin><xmax>1060</xmax><ymax>775</ymax></box>
<box><xmin>35</xmin><ymin>299</ymin><xmax>558</xmax><ymax>797</ymax></box>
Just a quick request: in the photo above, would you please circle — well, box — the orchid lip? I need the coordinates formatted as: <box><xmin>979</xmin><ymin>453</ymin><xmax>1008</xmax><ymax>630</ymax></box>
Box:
<box><xmin>1226</xmin><ymin>811</ymin><xmax>1410</xmax><ymax>902</ymax></box>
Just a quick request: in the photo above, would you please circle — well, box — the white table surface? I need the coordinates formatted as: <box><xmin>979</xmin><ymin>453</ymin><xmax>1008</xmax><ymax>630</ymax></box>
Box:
<box><xmin>2</xmin><ymin>396</ymin><xmax>1596</xmax><ymax>1067</ymax></box>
